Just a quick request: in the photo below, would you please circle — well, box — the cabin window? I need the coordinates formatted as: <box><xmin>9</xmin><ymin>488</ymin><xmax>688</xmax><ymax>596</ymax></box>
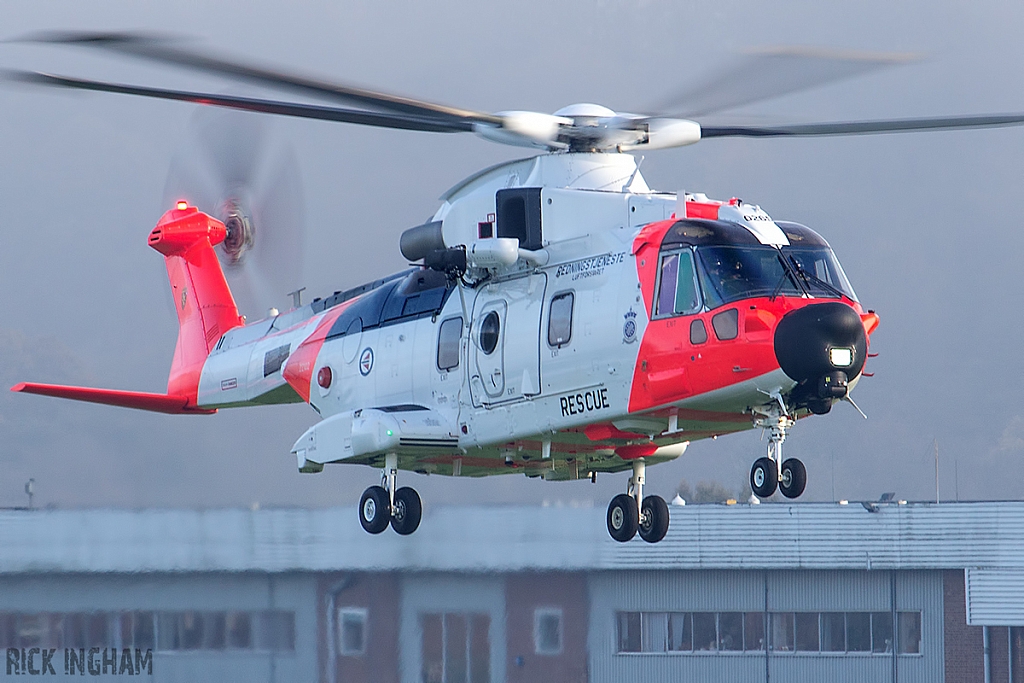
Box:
<box><xmin>437</xmin><ymin>317</ymin><xmax>462</xmax><ymax>371</ymax></box>
<box><xmin>655</xmin><ymin>250</ymin><xmax>701</xmax><ymax>318</ymax></box>
<box><xmin>548</xmin><ymin>292</ymin><xmax>574</xmax><ymax>347</ymax></box>
<box><xmin>479</xmin><ymin>311</ymin><xmax>501</xmax><ymax>355</ymax></box>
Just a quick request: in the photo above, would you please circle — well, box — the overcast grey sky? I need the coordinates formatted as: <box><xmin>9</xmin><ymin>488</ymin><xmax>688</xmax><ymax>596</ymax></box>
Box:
<box><xmin>2</xmin><ymin>0</ymin><xmax>1023</xmax><ymax>509</ymax></box>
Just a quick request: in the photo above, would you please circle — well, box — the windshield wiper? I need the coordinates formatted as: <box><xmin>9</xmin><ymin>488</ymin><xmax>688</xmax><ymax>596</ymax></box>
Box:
<box><xmin>769</xmin><ymin>254</ymin><xmax>799</xmax><ymax>301</ymax></box>
<box><xmin>786</xmin><ymin>255</ymin><xmax>846</xmax><ymax>299</ymax></box>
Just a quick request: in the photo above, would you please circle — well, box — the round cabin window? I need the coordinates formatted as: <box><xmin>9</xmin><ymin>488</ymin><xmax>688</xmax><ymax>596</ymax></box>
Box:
<box><xmin>479</xmin><ymin>311</ymin><xmax>500</xmax><ymax>354</ymax></box>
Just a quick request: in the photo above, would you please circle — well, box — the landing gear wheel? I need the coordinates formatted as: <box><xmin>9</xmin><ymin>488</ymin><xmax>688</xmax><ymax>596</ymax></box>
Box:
<box><xmin>390</xmin><ymin>487</ymin><xmax>422</xmax><ymax>535</ymax></box>
<box><xmin>607</xmin><ymin>494</ymin><xmax>639</xmax><ymax>542</ymax></box>
<box><xmin>359</xmin><ymin>485</ymin><xmax>390</xmax><ymax>534</ymax></box>
<box><xmin>750</xmin><ymin>457</ymin><xmax>779</xmax><ymax>498</ymax></box>
<box><xmin>779</xmin><ymin>458</ymin><xmax>807</xmax><ymax>499</ymax></box>
<box><xmin>638</xmin><ymin>495</ymin><xmax>670</xmax><ymax>544</ymax></box>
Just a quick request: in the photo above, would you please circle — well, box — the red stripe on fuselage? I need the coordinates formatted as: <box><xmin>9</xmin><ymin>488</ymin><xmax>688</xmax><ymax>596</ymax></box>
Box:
<box><xmin>282</xmin><ymin>303</ymin><xmax>352</xmax><ymax>402</ymax></box>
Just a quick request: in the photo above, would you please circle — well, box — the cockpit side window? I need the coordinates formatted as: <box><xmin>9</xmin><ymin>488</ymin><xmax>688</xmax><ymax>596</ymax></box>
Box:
<box><xmin>655</xmin><ymin>250</ymin><xmax>702</xmax><ymax>318</ymax></box>
<box><xmin>656</xmin><ymin>254</ymin><xmax>679</xmax><ymax>316</ymax></box>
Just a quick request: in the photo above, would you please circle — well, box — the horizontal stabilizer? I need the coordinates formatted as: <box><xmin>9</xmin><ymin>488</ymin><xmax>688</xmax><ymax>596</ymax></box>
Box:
<box><xmin>11</xmin><ymin>382</ymin><xmax>216</xmax><ymax>414</ymax></box>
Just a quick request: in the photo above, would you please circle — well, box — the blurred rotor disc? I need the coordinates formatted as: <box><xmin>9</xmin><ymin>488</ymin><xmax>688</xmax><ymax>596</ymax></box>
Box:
<box><xmin>163</xmin><ymin>105</ymin><xmax>305</xmax><ymax>319</ymax></box>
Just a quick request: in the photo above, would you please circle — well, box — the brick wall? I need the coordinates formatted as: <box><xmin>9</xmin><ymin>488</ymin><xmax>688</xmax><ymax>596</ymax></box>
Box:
<box><xmin>505</xmin><ymin>572</ymin><xmax>588</xmax><ymax>683</ymax></box>
<box><xmin>944</xmin><ymin>569</ymin><xmax>984</xmax><ymax>683</ymax></box>
<box><xmin>318</xmin><ymin>572</ymin><xmax>401</xmax><ymax>683</ymax></box>
<box><xmin>990</xmin><ymin>626</ymin><xmax>1010</xmax><ymax>683</ymax></box>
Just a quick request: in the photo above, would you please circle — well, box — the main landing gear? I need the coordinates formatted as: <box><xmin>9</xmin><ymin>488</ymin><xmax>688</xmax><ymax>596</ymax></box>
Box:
<box><xmin>606</xmin><ymin>458</ymin><xmax>670</xmax><ymax>543</ymax></box>
<box><xmin>750</xmin><ymin>400</ymin><xmax>807</xmax><ymax>500</ymax></box>
<box><xmin>359</xmin><ymin>453</ymin><xmax>422</xmax><ymax>535</ymax></box>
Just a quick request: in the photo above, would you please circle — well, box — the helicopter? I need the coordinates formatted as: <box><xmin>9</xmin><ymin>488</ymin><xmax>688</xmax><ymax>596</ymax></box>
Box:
<box><xmin>9</xmin><ymin>34</ymin><xmax>1024</xmax><ymax>542</ymax></box>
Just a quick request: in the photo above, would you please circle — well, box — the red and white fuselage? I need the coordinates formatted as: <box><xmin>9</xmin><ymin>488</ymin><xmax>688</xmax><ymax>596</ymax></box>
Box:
<box><xmin>16</xmin><ymin>152</ymin><xmax>877</xmax><ymax>483</ymax></box>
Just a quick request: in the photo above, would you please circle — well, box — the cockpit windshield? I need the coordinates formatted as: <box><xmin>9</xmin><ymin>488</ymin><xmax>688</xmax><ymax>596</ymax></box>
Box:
<box><xmin>695</xmin><ymin>246</ymin><xmax>802</xmax><ymax>308</ymax></box>
<box><xmin>782</xmin><ymin>246</ymin><xmax>858</xmax><ymax>301</ymax></box>
<box><xmin>653</xmin><ymin>218</ymin><xmax>858</xmax><ymax>313</ymax></box>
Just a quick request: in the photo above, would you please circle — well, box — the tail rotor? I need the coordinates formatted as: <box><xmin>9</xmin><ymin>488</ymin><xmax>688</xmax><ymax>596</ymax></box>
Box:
<box><xmin>163</xmin><ymin>106</ymin><xmax>305</xmax><ymax>318</ymax></box>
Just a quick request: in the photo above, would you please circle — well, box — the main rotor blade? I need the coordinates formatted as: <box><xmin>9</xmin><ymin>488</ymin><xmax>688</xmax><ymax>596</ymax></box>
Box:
<box><xmin>701</xmin><ymin>113</ymin><xmax>1024</xmax><ymax>138</ymax></box>
<box><xmin>656</xmin><ymin>46</ymin><xmax>916</xmax><ymax>117</ymax></box>
<box><xmin>3</xmin><ymin>70</ymin><xmax>473</xmax><ymax>133</ymax></box>
<box><xmin>24</xmin><ymin>31</ymin><xmax>502</xmax><ymax>126</ymax></box>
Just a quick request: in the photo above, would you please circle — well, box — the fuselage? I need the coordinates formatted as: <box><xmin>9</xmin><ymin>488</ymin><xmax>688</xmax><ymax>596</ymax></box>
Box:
<box><xmin>190</xmin><ymin>153</ymin><xmax>877</xmax><ymax>480</ymax></box>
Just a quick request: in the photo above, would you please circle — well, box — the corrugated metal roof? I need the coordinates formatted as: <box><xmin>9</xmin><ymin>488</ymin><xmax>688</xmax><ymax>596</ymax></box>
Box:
<box><xmin>1</xmin><ymin>501</ymin><xmax>1023</xmax><ymax>574</ymax></box>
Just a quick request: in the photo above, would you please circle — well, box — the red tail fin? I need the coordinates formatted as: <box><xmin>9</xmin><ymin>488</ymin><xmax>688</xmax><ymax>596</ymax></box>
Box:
<box><xmin>148</xmin><ymin>204</ymin><xmax>244</xmax><ymax>403</ymax></box>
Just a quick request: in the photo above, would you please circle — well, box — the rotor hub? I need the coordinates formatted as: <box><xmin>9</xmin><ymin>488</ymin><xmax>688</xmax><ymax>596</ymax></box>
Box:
<box><xmin>221</xmin><ymin>201</ymin><xmax>254</xmax><ymax>266</ymax></box>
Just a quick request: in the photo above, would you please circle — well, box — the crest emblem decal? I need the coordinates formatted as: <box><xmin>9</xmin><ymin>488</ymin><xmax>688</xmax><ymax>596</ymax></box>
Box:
<box><xmin>359</xmin><ymin>348</ymin><xmax>374</xmax><ymax>376</ymax></box>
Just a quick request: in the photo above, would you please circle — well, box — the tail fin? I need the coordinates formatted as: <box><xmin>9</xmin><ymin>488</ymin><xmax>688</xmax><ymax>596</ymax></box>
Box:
<box><xmin>148</xmin><ymin>203</ymin><xmax>244</xmax><ymax>402</ymax></box>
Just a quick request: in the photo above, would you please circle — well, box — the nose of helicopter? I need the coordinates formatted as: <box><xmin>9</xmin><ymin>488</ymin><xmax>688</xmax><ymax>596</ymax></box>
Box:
<box><xmin>773</xmin><ymin>302</ymin><xmax>868</xmax><ymax>397</ymax></box>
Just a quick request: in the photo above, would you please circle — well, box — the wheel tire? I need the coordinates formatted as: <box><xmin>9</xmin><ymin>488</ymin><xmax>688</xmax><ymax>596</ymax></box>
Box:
<box><xmin>359</xmin><ymin>486</ymin><xmax>390</xmax><ymax>534</ymax></box>
<box><xmin>607</xmin><ymin>494</ymin><xmax>639</xmax><ymax>542</ymax></box>
<box><xmin>750</xmin><ymin>457</ymin><xmax>779</xmax><ymax>498</ymax></box>
<box><xmin>779</xmin><ymin>458</ymin><xmax>807</xmax><ymax>499</ymax></box>
<box><xmin>390</xmin><ymin>487</ymin><xmax>422</xmax><ymax>535</ymax></box>
<box><xmin>639</xmin><ymin>495</ymin><xmax>670</xmax><ymax>544</ymax></box>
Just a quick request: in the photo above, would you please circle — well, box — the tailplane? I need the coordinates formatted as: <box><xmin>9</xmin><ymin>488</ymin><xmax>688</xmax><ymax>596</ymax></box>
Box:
<box><xmin>12</xmin><ymin>203</ymin><xmax>242</xmax><ymax>414</ymax></box>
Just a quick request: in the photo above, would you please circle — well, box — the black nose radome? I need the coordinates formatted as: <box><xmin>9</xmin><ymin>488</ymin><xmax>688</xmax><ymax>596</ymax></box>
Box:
<box><xmin>774</xmin><ymin>302</ymin><xmax>867</xmax><ymax>385</ymax></box>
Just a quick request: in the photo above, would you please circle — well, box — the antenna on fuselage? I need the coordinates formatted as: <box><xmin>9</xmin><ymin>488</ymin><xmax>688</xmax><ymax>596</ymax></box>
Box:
<box><xmin>288</xmin><ymin>287</ymin><xmax>306</xmax><ymax>309</ymax></box>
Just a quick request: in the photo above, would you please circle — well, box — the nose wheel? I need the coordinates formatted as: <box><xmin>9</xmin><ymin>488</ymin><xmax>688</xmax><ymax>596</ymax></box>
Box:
<box><xmin>606</xmin><ymin>458</ymin><xmax>670</xmax><ymax>543</ymax></box>
<box><xmin>359</xmin><ymin>453</ymin><xmax>423</xmax><ymax>535</ymax></box>
<box><xmin>750</xmin><ymin>397</ymin><xmax>807</xmax><ymax>500</ymax></box>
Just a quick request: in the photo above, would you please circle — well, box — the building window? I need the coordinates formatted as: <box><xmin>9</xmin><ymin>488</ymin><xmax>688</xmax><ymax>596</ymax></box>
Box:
<box><xmin>0</xmin><ymin>610</ymin><xmax>294</xmax><ymax>653</ymax></box>
<box><xmin>437</xmin><ymin>317</ymin><xmax>462</xmax><ymax>371</ymax></box>
<box><xmin>718</xmin><ymin>613</ymin><xmax>743</xmax><ymax>651</ymax></box>
<box><xmin>898</xmin><ymin>611</ymin><xmax>921</xmax><ymax>654</ymax></box>
<box><xmin>615</xmin><ymin>610</ymin><xmax>923</xmax><ymax>656</ymax></box>
<box><xmin>821</xmin><ymin>612</ymin><xmax>845</xmax><ymax>652</ymax></box>
<box><xmin>846</xmin><ymin>612</ymin><xmax>871</xmax><ymax>652</ymax></box>
<box><xmin>770</xmin><ymin>613</ymin><xmax>794</xmax><ymax>652</ymax></box>
<box><xmin>421</xmin><ymin>612</ymin><xmax>490</xmax><ymax>683</ymax></box>
<box><xmin>871</xmin><ymin>612</ymin><xmax>893</xmax><ymax>653</ymax></box>
<box><xmin>744</xmin><ymin>612</ymin><xmax>765</xmax><ymax>651</ymax></box>
<box><xmin>226</xmin><ymin>612</ymin><xmax>251</xmax><ymax>649</ymax></box>
<box><xmin>668</xmin><ymin>613</ymin><xmax>692</xmax><ymax>651</ymax></box>
<box><xmin>795</xmin><ymin>612</ymin><xmax>820</xmax><ymax>652</ymax></box>
<box><xmin>534</xmin><ymin>608</ymin><xmax>562</xmax><ymax>655</ymax></box>
<box><xmin>692</xmin><ymin>613</ymin><xmax>716</xmax><ymax>651</ymax></box>
<box><xmin>338</xmin><ymin>608</ymin><xmax>367</xmax><ymax>656</ymax></box>
<box><xmin>617</xmin><ymin>612</ymin><xmax>641</xmax><ymax>653</ymax></box>
<box><xmin>642</xmin><ymin>612</ymin><xmax>668</xmax><ymax>652</ymax></box>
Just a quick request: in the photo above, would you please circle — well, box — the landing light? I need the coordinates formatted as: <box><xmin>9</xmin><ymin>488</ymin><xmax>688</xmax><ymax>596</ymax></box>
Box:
<box><xmin>829</xmin><ymin>347</ymin><xmax>853</xmax><ymax>368</ymax></box>
<box><xmin>175</xmin><ymin>200</ymin><xmax>188</xmax><ymax>210</ymax></box>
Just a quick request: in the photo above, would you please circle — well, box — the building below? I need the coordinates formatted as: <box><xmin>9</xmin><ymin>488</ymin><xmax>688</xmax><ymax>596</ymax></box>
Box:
<box><xmin>1</xmin><ymin>501</ymin><xmax>1022</xmax><ymax>682</ymax></box>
